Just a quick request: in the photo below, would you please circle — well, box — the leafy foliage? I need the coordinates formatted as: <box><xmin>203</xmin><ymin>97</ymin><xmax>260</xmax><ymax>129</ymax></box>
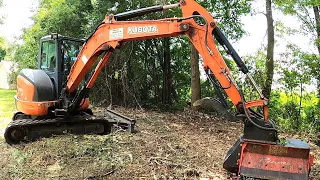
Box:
<box><xmin>0</xmin><ymin>37</ymin><xmax>6</xmax><ymax>60</ymax></box>
<box><xmin>241</xmin><ymin>42</ymin><xmax>320</xmax><ymax>134</ymax></box>
<box><xmin>14</xmin><ymin>0</ymin><xmax>93</xmax><ymax>69</ymax></box>
<box><xmin>269</xmin><ymin>90</ymin><xmax>320</xmax><ymax>133</ymax></box>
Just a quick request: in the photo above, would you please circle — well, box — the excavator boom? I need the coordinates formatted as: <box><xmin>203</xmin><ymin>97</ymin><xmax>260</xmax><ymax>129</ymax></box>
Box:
<box><xmin>65</xmin><ymin>0</ymin><xmax>268</xmax><ymax>117</ymax></box>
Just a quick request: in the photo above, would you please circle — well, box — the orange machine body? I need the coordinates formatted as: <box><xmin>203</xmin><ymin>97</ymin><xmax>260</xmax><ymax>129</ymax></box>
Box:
<box><xmin>15</xmin><ymin>74</ymin><xmax>55</xmax><ymax>116</ymax></box>
<box><xmin>15</xmin><ymin>72</ymin><xmax>89</xmax><ymax>116</ymax></box>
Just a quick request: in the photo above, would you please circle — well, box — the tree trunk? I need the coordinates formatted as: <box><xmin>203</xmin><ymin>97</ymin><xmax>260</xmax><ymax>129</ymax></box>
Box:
<box><xmin>299</xmin><ymin>78</ymin><xmax>303</xmax><ymax>126</ymax></box>
<box><xmin>313</xmin><ymin>6</ymin><xmax>320</xmax><ymax>101</ymax></box>
<box><xmin>313</xmin><ymin>6</ymin><xmax>320</xmax><ymax>54</ymax></box>
<box><xmin>151</xmin><ymin>39</ymin><xmax>161</xmax><ymax>102</ymax></box>
<box><xmin>190</xmin><ymin>45</ymin><xmax>201</xmax><ymax>110</ymax></box>
<box><xmin>162</xmin><ymin>37</ymin><xmax>174</xmax><ymax>105</ymax></box>
<box><xmin>160</xmin><ymin>3</ymin><xmax>174</xmax><ymax>105</ymax></box>
<box><xmin>262</xmin><ymin>0</ymin><xmax>275</xmax><ymax>99</ymax></box>
<box><xmin>121</xmin><ymin>71</ymin><xmax>127</xmax><ymax>107</ymax></box>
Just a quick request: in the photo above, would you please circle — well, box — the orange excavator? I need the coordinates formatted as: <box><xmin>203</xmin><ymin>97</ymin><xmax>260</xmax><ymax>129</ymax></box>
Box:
<box><xmin>5</xmin><ymin>0</ymin><xmax>314</xmax><ymax>179</ymax></box>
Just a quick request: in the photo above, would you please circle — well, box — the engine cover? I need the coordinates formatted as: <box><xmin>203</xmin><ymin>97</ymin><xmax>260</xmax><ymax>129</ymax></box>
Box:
<box><xmin>17</xmin><ymin>69</ymin><xmax>55</xmax><ymax>102</ymax></box>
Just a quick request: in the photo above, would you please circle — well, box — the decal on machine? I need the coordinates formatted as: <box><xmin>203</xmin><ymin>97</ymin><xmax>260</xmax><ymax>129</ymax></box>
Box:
<box><xmin>109</xmin><ymin>28</ymin><xmax>124</xmax><ymax>40</ymax></box>
<box><xmin>128</xmin><ymin>25</ymin><xmax>158</xmax><ymax>34</ymax></box>
<box><xmin>81</xmin><ymin>55</ymin><xmax>88</xmax><ymax>64</ymax></box>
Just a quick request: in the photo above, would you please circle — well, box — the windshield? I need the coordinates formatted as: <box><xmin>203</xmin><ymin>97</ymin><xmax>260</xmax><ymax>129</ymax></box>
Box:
<box><xmin>61</xmin><ymin>40</ymin><xmax>83</xmax><ymax>81</ymax></box>
<box><xmin>40</xmin><ymin>40</ymin><xmax>56</xmax><ymax>72</ymax></box>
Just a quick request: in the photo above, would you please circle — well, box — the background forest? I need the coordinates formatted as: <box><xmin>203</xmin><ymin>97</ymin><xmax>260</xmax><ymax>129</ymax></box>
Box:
<box><xmin>1</xmin><ymin>0</ymin><xmax>320</xmax><ymax>136</ymax></box>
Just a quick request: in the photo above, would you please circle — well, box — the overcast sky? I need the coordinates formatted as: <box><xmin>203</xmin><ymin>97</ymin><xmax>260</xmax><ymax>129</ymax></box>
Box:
<box><xmin>0</xmin><ymin>0</ymin><xmax>38</xmax><ymax>41</ymax></box>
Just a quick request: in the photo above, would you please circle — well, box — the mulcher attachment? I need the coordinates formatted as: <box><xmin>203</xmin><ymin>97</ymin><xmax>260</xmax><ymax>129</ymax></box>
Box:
<box><xmin>224</xmin><ymin>137</ymin><xmax>314</xmax><ymax>180</ymax></box>
<box><xmin>239</xmin><ymin>139</ymin><xmax>313</xmax><ymax>180</ymax></box>
<box><xmin>194</xmin><ymin>97</ymin><xmax>314</xmax><ymax>179</ymax></box>
<box><xmin>223</xmin><ymin>118</ymin><xmax>314</xmax><ymax>179</ymax></box>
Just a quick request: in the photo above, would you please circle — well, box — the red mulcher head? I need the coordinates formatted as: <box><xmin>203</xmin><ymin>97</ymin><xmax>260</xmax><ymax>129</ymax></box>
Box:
<box><xmin>224</xmin><ymin>137</ymin><xmax>314</xmax><ymax>179</ymax></box>
<box><xmin>239</xmin><ymin>139</ymin><xmax>314</xmax><ymax>179</ymax></box>
<box><xmin>223</xmin><ymin>116</ymin><xmax>314</xmax><ymax>179</ymax></box>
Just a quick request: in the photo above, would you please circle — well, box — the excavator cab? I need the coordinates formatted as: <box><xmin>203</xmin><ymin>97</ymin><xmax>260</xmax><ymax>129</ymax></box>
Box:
<box><xmin>11</xmin><ymin>34</ymin><xmax>85</xmax><ymax>118</ymax></box>
<box><xmin>38</xmin><ymin>34</ymin><xmax>84</xmax><ymax>99</ymax></box>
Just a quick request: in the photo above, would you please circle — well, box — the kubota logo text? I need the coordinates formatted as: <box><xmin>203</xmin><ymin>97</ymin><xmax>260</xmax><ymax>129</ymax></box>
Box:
<box><xmin>128</xmin><ymin>26</ymin><xmax>158</xmax><ymax>34</ymax></box>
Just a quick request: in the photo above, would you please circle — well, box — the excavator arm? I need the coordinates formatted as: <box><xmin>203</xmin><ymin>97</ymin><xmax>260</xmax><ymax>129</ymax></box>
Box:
<box><xmin>64</xmin><ymin>0</ymin><xmax>269</xmax><ymax>123</ymax></box>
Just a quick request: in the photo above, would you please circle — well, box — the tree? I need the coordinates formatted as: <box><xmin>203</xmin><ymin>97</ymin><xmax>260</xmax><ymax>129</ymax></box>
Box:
<box><xmin>190</xmin><ymin>45</ymin><xmax>200</xmax><ymax>109</ymax></box>
<box><xmin>0</xmin><ymin>37</ymin><xmax>6</xmax><ymax>60</ymax></box>
<box><xmin>314</xmin><ymin>6</ymin><xmax>320</xmax><ymax>54</ymax></box>
<box><xmin>162</xmin><ymin>37</ymin><xmax>175</xmax><ymax>105</ymax></box>
<box><xmin>0</xmin><ymin>1</ymin><xmax>4</xmax><ymax>60</ymax></box>
<box><xmin>273</xmin><ymin>0</ymin><xmax>320</xmax><ymax>97</ymax></box>
<box><xmin>312</xmin><ymin>5</ymin><xmax>320</xmax><ymax>101</ymax></box>
<box><xmin>273</xmin><ymin>0</ymin><xmax>320</xmax><ymax>51</ymax></box>
<box><xmin>262</xmin><ymin>0</ymin><xmax>275</xmax><ymax>99</ymax></box>
<box><xmin>161</xmin><ymin>0</ymin><xmax>175</xmax><ymax>105</ymax></box>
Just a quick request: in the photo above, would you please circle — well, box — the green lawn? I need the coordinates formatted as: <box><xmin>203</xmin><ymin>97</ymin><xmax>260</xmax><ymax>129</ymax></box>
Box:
<box><xmin>0</xmin><ymin>89</ymin><xmax>16</xmax><ymax>128</ymax></box>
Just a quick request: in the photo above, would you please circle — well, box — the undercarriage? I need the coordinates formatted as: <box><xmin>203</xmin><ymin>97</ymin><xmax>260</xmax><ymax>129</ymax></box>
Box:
<box><xmin>4</xmin><ymin>109</ymin><xmax>135</xmax><ymax>145</ymax></box>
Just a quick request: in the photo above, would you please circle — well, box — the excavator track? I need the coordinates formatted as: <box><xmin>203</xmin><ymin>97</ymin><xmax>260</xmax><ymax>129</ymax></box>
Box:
<box><xmin>4</xmin><ymin>115</ymin><xmax>111</xmax><ymax>145</ymax></box>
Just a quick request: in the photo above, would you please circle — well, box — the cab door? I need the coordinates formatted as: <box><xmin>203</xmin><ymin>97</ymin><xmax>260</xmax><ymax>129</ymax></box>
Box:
<box><xmin>38</xmin><ymin>38</ymin><xmax>59</xmax><ymax>99</ymax></box>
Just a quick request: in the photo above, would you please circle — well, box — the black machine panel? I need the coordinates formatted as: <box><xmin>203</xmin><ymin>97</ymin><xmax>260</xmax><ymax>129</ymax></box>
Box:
<box><xmin>20</xmin><ymin>69</ymin><xmax>56</xmax><ymax>101</ymax></box>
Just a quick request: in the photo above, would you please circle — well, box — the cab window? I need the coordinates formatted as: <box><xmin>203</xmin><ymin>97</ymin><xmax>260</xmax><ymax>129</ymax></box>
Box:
<box><xmin>41</xmin><ymin>40</ymin><xmax>56</xmax><ymax>71</ymax></box>
<box><xmin>61</xmin><ymin>40</ymin><xmax>83</xmax><ymax>81</ymax></box>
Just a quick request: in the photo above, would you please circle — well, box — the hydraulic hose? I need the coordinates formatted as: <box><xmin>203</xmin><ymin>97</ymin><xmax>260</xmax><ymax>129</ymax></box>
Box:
<box><xmin>238</xmin><ymin>89</ymin><xmax>278</xmax><ymax>131</ymax></box>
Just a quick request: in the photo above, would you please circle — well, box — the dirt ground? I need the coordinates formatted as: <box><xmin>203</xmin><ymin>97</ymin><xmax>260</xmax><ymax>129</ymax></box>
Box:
<box><xmin>0</xmin><ymin>107</ymin><xmax>319</xmax><ymax>179</ymax></box>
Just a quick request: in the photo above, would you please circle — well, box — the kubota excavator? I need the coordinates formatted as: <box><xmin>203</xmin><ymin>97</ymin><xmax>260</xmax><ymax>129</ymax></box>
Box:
<box><xmin>4</xmin><ymin>0</ymin><xmax>314</xmax><ymax>179</ymax></box>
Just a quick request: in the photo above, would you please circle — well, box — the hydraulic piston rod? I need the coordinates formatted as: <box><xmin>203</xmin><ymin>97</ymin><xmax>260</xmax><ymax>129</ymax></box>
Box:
<box><xmin>114</xmin><ymin>3</ymin><xmax>180</xmax><ymax>21</ymax></box>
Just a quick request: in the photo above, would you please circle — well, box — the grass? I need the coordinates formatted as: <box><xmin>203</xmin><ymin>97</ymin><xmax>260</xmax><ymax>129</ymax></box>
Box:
<box><xmin>0</xmin><ymin>89</ymin><xmax>16</xmax><ymax>128</ymax></box>
<box><xmin>0</xmin><ymin>135</ymin><xmax>125</xmax><ymax>179</ymax></box>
